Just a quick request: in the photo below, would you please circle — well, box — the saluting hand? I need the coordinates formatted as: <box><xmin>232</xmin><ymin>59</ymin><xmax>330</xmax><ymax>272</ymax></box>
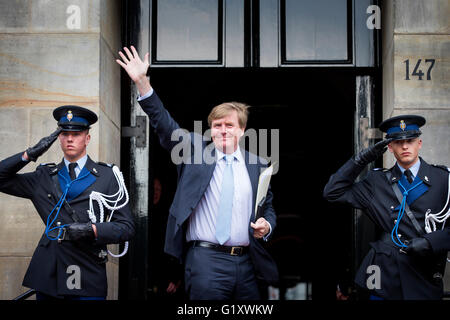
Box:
<box><xmin>24</xmin><ymin>127</ymin><xmax>63</xmax><ymax>162</ymax></box>
<box><xmin>251</xmin><ymin>217</ymin><xmax>270</xmax><ymax>239</ymax></box>
<box><xmin>116</xmin><ymin>46</ymin><xmax>152</xmax><ymax>96</ymax></box>
<box><xmin>353</xmin><ymin>138</ymin><xmax>394</xmax><ymax>167</ymax></box>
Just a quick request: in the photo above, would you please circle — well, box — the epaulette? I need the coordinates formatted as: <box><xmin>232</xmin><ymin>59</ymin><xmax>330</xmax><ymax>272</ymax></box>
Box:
<box><xmin>372</xmin><ymin>167</ymin><xmax>389</xmax><ymax>172</ymax></box>
<box><xmin>39</xmin><ymin>162</ymin><xmax>56</xmax><ymax>167</ymax></box>
<box><xmin>431</xmin><ymin>164</ymin><xmax>450</xmax><ymax>172</ymax></box>
<box><xmin>97</xmin><ymin>161</ymin><xmax>114</xmax><ymax>168</ymax></box>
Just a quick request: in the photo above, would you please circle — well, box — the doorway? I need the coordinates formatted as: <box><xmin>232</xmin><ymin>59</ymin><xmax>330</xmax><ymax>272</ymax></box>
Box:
<box><xmin>144</xmin><ymin>67</ymin><xmax>357</xmax><ymax>300</ymax></box>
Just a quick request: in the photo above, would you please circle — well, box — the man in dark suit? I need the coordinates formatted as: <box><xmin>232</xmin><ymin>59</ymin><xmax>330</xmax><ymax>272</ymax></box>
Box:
<box><xmin>324</xmin><ymin>115</ymin><xmax>450</xmax><ymax>300</ymax></box>
<box><xmin>0</xmin><ymin>106</ymin><xmax>135</xmax><ymax>299</ymax></box>
<box><xmin>117</xmin><ymin>46</ymin><xmax>278</xmax><ymax>299</ymax></box>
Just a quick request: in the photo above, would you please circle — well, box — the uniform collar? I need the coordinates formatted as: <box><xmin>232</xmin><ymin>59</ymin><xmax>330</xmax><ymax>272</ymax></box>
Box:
<box><xmin>415</xmin><ymin>157</ymin><xmax>432</xmax><ymax>186</ymax></box>
<box><xmin>390</xmin><ymin>157</ymin><xmax>431</xmax><ymax>186</ymax></box>
<box><xmin>83</xmin><ymin>156</ymin><xmax>101</xmax><ymax>176</ymax></box>
<box><xmin>63</xmin><ymin>154</ymin><xmax>88</xmax><ymax>171</ymax></box>
<box><xmin>396</xmin><ymin>158</ymin><xmax>421</xmax><ymax>178</ymax></box>
<box><xmin>52</xmin><ymin>155</ymin><xmax>100</xmax><ymax>177</ymax></box>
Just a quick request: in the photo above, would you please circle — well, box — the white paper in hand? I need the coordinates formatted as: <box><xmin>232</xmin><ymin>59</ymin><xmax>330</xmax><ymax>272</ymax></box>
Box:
<box><xmin>254</xmin><ymin>162</ymin><xmax>276</xmax><ymax>218</ymax></box>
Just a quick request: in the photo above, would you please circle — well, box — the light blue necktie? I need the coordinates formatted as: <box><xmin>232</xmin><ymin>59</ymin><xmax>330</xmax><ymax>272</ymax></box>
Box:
<box><xmin>215</xmin><ymin>155</ymin><xmax>234</xmax><ymax>245</ymax></box>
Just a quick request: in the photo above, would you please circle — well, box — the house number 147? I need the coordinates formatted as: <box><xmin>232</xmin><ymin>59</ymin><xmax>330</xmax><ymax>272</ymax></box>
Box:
<box><xmin>403</xmin><ymin>59</ymin><xmax>435</xmax><ymax>81</ymax></box>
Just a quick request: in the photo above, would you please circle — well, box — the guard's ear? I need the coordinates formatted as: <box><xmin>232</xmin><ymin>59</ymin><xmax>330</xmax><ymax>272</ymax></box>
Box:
<box><xmin>387</xmin><ymin>143</ymin><xmax>393</xmax><ymax>153</ymax></box>
<box><xmin>84</xmin><ymin>130</ymin><xmax>91</xmax><ymax>146</ymax></box>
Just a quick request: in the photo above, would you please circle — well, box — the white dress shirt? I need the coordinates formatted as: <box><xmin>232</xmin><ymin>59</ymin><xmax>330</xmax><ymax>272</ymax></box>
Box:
<box><xmin>186</xmin><ymin>147</ymin><xmax>254</xmax><ymax>246</ymax></box>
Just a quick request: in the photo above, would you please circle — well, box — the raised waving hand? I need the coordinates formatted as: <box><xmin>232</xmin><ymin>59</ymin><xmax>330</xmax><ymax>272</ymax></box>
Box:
<box><xmin>116</xmin><ymin>46</ymin><xmax>152</xmax><ymax>96</ymax></box>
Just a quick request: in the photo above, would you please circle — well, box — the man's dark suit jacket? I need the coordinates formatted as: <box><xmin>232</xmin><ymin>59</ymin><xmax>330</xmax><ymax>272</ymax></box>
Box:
<box><xmin>139</xmin><ymin>92</ymin><xmax>279</xmax><ymax>285</ymax></box>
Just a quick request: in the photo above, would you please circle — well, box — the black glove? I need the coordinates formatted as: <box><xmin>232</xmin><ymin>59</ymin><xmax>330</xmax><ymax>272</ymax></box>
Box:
<box><xmin>404</xmin><ymin>237</ymin><xmax>432</xmax><ymax>257</ymax></box>
<box><xmin>26</xmin><ymin>127</ymin><xmax>62</xmax><ymax>162</ymax></box>
<box><xmin>353</xmin><ymin>138</ymin><xmax>393</xmax><ymax>167</ymax></box>
<box><xmin>66</xmin><ymin>222</ymin><xmax>95</xmax><ymax>242</ymax></box>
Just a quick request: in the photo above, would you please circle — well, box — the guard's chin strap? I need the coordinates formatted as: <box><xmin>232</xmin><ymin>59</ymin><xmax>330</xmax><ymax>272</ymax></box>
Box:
<box><xmin>88</xmin><ymin>166</ymin><xmax>130</xmax><ymax>258</ymax></box>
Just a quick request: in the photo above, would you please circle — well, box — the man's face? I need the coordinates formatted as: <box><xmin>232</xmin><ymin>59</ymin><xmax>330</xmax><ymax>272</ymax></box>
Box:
<box><xmin>388</xmin><ymin>138</ymin><xmax>422</xmax><ymax>169</ymax></box>
<box><xmin>210</xmin><ymin>110</ymin><xmax>244</xmax><ymax>154</ymax></box>
<box><xmin>59</xmin><ymin>130</ymin><xmax>90</xmax><ymax>161</ymax></box>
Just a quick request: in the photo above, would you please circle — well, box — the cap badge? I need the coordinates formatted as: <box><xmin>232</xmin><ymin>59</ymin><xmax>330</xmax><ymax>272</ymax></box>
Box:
<box><xmin>67</xmin><ymin>111</ymin><xmax>73</xmax><ymax>122</ymax></box>
<box><xmin>400</xmin><ymin>120</ymin><xmax>406</xmax><ymax>131</ymax></box>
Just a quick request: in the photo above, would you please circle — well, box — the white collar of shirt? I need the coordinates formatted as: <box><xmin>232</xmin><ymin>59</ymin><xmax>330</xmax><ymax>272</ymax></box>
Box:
<box><xmin>64</xmin><ymin>154</ymin><xmax>88</xmax><ymax>172</ymax></box>
<box><xmin>215</xmin><ymin>146</ymin><xmax>244</xmax><ymax>163</ymax></box>
<box><xmin>397</xmin><ymin>158</ymin><xmax>421</xmax><ymax>178</ymax></box>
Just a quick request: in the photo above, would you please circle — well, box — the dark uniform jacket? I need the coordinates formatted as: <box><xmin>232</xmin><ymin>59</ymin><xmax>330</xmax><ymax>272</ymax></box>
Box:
<box><xmin>138</xmin><ymin>92</ymin><xmax>279</xmax><ymax>285</ymax></box>
<box><xmin>0</xmin><ymin>153</ymin><xmax>135</xmax><ymax>298</ymax></box>
<box><xmin>323</xmin><ymin>157</ymin><xmax>450</xmax><ymax>299</ymax></box>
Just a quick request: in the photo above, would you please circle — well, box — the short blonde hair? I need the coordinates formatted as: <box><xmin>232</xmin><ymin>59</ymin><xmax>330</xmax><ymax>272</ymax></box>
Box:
<box><xmin>207</xmin><ymin>102</ymin><xmax>249</xmax><ymax>129</ymax></box>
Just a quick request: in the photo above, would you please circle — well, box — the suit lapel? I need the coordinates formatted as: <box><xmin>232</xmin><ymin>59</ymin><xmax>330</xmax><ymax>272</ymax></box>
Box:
<box><xmin>199</xmin><ymin>146</ymin><xmax>217</xmax><ymax>198</ymax></box>
<box><xmin>176</xmin><ymin>145</ymin><xmax>216</xmax><ymax>225</ymax></box>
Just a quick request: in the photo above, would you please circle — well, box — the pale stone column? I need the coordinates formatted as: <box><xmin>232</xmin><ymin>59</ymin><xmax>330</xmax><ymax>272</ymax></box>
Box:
<box><xmin>0</xmin><ymin>0</ymin><xmax>122</xmax><ymax>299</ymax></box>
<box><xmin>382</xmin><ymin>0</ymin><xmax>450</xmax><ymax>295</ymax></box>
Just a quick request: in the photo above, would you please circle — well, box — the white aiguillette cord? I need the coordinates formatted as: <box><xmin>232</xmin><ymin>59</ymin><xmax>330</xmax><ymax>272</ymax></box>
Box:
<box><xmin>88</xmin><ymin>165</ymin><xmax>129</xmax><ymax>258</ymax></box>
<box><xmin>424</xmin><ymin>168</ymin><xmax>450</xmax><ymax>263</ymax></box>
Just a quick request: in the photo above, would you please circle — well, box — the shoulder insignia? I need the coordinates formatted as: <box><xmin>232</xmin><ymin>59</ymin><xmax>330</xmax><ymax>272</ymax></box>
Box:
<box><xmin>431</xmin><ymin>164</ymin><xmax>450</xmax><ymax>172</ymax></box>
<box><xmin>39</xmin><ymin>162</ymin><xmax>56</xmax><ymax>167</ymax></box>
<box><xmin>372</xmin><ymin>168</ymin><xmax>388</xmax><ymax>172</ymax></box>
<box><xmin>97</xmin><ymin>161</ymin><xmax>114</xmax><ymax>168</ymax></box>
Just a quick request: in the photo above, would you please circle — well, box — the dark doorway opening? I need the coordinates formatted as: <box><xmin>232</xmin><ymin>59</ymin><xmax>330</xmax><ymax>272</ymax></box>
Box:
<box><xmin>142</xmin><ymin>67</ymin><xmax>358</xmax><ymax>300</ymax></box>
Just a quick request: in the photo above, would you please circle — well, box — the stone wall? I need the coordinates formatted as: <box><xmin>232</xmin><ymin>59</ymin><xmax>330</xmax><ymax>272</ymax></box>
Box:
<box><xmin>0</xmin><ymin>0</ymin><xmax>122</xmax><ymax>299</ymax></box>
<box><xmin>382</xmin><ymin>0</ymin><xmax>449</xmax><ymax>165</ymax></box>
<box><xmin>382</xmin><ymin>0</ymin><xmax>450</xmax><ymax>294</ymax></box>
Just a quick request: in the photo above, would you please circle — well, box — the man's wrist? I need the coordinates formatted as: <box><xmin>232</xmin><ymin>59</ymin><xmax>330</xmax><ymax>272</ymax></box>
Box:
<box><xmin>135</xmin><ymin>75</ymin><xmax>152</xmax><ymax>97</ymax></box>
<box><xmin>263</xmin><ymin>221</ymin><xmax>272</xmax><ymax>241</ymax></box>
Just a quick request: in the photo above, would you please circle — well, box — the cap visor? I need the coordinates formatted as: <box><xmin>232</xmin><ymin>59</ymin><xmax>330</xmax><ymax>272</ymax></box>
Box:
<box><xmin>386</xmin><ymin>131</ymin><xmax>421</xmax><ymax>141</ymax></box>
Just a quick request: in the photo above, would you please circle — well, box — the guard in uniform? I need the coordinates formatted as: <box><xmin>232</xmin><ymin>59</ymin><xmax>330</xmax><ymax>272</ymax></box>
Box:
<box><xmin>0</xmin><ymin>106</ymin><xmax>135</xmax><ymax>300</ymax></box>
<box><xmin>323</xmin><ymin>115</ymin><xmax>450</xmax><ymax>300</ymax></box>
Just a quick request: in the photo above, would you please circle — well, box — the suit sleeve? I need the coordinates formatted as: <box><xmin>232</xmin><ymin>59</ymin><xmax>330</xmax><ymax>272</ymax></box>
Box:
<box><xmin>0</xmin><ymin>152</ymin><xmax>38</xmax><ymax>199</ymax></box>
<box><xmin>323</xmin><ymin>158</ymin><xmax>375</xmax><ymax>210</ymax></box>
<box><xmin>138</xmin><ymin>92</ymin><xmax>188</xmax><ymax>153</ymax></box>
<box><xmin>423</xmin><ymin>228</ymin><xmax>450</xmax><ymax>254</ymax></box>
<box><xmin>94</xmin><ymin>169</ymin><xmax>136</xmax><ymax>245</ymax></box>
<box><xmin>261</xmin><ymin>183</ymin><xmax>276</xmax><ymax>240</ymax></box>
